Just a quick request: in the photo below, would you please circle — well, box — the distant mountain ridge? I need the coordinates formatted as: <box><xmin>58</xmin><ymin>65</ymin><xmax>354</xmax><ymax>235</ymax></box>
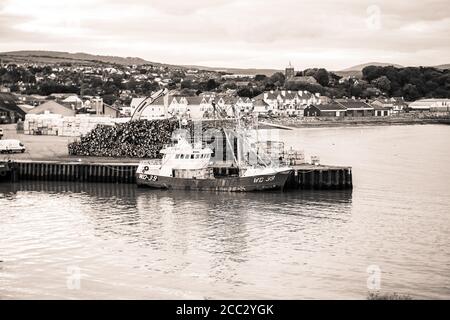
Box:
<box><xmin>0</xmin><ymin>51</ymin><xmax>448</xmax><ymax>76</ymax></box>
<box><xmin>0</xmin><ymin>50</ymin><xmax>280</xmax><ymax>75</ymax></box>
<box><xmin>0</xmin><ymin>50</ymin><xmax>163</xmax><ymax>67</ymax></box>
<box><xmin>341</xmin><ymin>62</ymin><xmax>404</xmax><ymax>72</ymax></box>
<box><xmin>341</xmin><ymin>62</ymin><xmax>449</xmax><ymax>72</ymax></box>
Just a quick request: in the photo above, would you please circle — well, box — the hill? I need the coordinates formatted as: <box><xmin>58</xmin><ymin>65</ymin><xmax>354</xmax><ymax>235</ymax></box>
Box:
<box><xmin>1</xmin><ymin>51</ymin><xmax>448</xmax><ymax>76</ymax></box>
<box><xmin>434</xmin><ymin>64</ymin><xmax>450</xmax><ymax>70</ymax></box>
<box><xmin>0</xmin><ymin>50</ymin><xmax>160</xmax><ymax>66</ymax></box>
<box><xmin>0</xmin><ymin>50</ymin><xmax>279</xmax><ymax>75</ymax></box>
<box><xmin>341</xmin><ymin>62</ymin><xmax>404</xmax><ymax>72</ymax></box>
<box><xmin>181</xmin><ymin>65</ymin><xmax>281</xmax><ymax>76</ymax></box>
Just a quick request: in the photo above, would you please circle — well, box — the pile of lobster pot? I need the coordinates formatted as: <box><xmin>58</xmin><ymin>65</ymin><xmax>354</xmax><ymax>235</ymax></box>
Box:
<box><xmin>68</xmin><ymin>119</ymin><xmax>178</xmax><ymax>158</ymax></box>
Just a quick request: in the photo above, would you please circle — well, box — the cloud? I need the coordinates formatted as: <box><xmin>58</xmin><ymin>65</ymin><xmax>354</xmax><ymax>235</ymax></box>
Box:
<box><xmin>0</xmin><ymin>0</ymin><xmax>449</xmax><ymax>70</ymax></box>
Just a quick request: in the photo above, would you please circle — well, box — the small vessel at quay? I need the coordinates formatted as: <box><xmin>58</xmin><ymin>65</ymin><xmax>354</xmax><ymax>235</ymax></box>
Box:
<box><xmin>135</xmin><ymin>90</ymin><xmax>293</xmax><ymax>192</ymax></box>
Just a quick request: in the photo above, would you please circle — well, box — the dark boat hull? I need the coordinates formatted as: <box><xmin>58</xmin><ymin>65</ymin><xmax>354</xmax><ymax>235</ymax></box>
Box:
<box><xmin>136</xmin><ymin>170</ymin><xmax>293</xmax><ymax>192</ymax></box>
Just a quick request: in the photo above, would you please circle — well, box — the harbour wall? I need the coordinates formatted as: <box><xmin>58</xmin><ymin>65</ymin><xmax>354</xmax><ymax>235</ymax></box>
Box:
<box><xmin>1</xmin><ymin>160</ymin><xmax>352</xmax><ymax>190</ymax></box>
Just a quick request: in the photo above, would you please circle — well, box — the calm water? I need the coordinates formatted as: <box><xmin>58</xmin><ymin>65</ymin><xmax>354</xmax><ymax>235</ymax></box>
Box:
<box><xmin>1</xmin><ymin>124</ymin><xmax>449</xmax><ymax>299</ymax></box>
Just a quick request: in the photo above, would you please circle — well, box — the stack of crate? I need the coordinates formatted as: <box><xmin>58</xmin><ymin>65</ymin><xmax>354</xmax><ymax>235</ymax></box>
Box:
<box><xmin>24</xmin><ymin>114</ymin><xmax>126</xmax><ymax>137</ymax></box>
<box><xmin>24</xmin><ymin>114</ymin><xmax>63</xmax><ymax>136</ymax></box>
<box><xmin>286</xmin><ymin>148</ymin><xmax>306</xmax><ymax>165</ymax></box>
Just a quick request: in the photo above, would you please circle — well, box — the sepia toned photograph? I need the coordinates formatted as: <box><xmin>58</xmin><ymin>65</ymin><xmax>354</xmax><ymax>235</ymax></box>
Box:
<box><xmin>0</xmin><ymin>0</ymin><xmax>449</xmax><ymax>306</ymax></box>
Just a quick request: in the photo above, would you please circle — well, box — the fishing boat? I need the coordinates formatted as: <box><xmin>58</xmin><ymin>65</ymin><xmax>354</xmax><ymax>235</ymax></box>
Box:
<box><xmin>134</xmin><ymin>90</ymin><xmax>293</xmax><ymax>192</ymax></box>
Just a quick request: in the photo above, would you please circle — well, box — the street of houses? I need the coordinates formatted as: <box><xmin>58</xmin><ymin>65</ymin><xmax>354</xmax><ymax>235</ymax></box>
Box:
<box><xmin>2</xmin><ymin>89</ymin><xmax>450</xmax><ymax>127</ymax></box>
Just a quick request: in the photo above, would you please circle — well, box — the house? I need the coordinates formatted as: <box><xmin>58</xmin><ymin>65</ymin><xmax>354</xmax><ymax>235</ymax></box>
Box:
<box><xmin>27</xmin><ymin>100</ymin><xmax>76</xmax><ymax>117</ymax></box>
<box><xmin>127</xmin><ymin>97</ymin><xmax>146</xmax><ymax>116</ymax></box>
<box><xmin>237</xmin><ymin>97</ymin><xmax>253</xmax><ymax>114</ymax></box>
<box><xmin>336</xmin><ymin>99</ymin><xmax>374</xmax><ymax>117</ymax></box>
<box><xmin>304</xmin><ymin>103</ymin><xmax>346</xmax><ymax>117</ymax></box>
<box><xmin>409</xmin><ymin>98</ymin><xmax>450</xmax><ymax>112</ymax></box>
<box><xmin>17</xmin><ymin>104</ymin><xmax>35</xmax><ymax>114</ymax></box>
<box><xmin>139</xmin><ymin>95</ymin><xmax>174</xmax><ymax>119</ymax></box>
<box><xmin>253</xmin><ymin>99</ymin><xmax>271</xmax><ymax>114</ymax></box>
<box><xmin>0</xmin><ymin>93</ymin><xmax>26</xmax><ymax>123</ymax></box>
<box><xmin>371</xmin><ymin>97</ymin><xmax>407</xmax><ymax>114</ymax></box>
<box><xmin>217</xmin><ymin>96</ymin><xmax>238</xmax><ymax>117</ymax></box>
<box><xmin>318</xmin><ymin>95</ymin><xmax>332</xmax><ymax>104</ymax></box>
<box><xmin>170</xmin><ymin>96</ymin><xmax>188</xmax><ymax>116</ymax></box>
<box><xmin>184</xmin><ymin>96</ymin><xmax>204</xmax><ymax>119</ymax></box>
<box><xmin>0</xmin><ymin>86</ymin><xmax>11</xmax><ymax>93</ymax></box>
<box><xmin>373</xmin><ymin>104</ymin><xmax>393</xmax><ymax>117</ymax></box>
<box><xmin>88</xmin><ymin>98</ymin><xmax>120</xmax><ymax>118</ymax></box>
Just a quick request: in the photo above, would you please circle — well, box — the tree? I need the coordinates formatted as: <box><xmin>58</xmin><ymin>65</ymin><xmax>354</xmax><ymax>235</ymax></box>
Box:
<box><xmin>237</xmin><ymin>86</ymin><xmax>262</xmax><ymax>98</ymax></box>
<box><xmin>269</xmin><ymin>72</ymin><xmax>285</xmax><ymax>87</ymax></box>
<box><xmin>313</xmin><ymin>68</ymin><xmax>329</xmax><ymax>86</ymax></box>
<box><xmin>181</xmin><ymin>79</ymin><xmax>193</xmax><ymax>89</ymax></box>
<box><xmin>372</xmin><ymin>76</ymin><xmax>391</xmax><ymax>92</ymax></box>
<box><xmin>206</xmin><ymin>79</ymin><xmax>219</xmax><ymax>91</ymax></box>
<box><xmin>254</xmin><ymin>74</ymin><xmax>267</xmax><ymax>81</ymax></box>
<box><xmin>102</xmin><ymin>94</ymin><xmax>117</xmax><ymax>105</ymax></box>
<box><xmin>402</xmin><ymin>84</ymin><xmax>421</xmax><ymax>101</ymax></box>
<box><xmin>362</xmin><ymin>66</ymin><xmax>383</xmax><ymax>82</ymax></box>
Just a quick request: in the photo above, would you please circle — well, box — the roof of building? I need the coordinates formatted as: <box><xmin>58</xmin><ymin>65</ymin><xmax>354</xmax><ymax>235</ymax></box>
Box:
<box><xmin>282</xmin><ymin>91</ymin><xmax>298</xmax><ymax>100</ymax></box>
<box><xmin>412</xmin><ymin>98</ymin><xmax>450</xmax><ymax>102</ymax></box>
<box><xmin>297</xmin><ymin>91</ymin><xmax>314</xmax><ymax>98</ymax></box>
<box><xmin>184</xmin><ymin>96</ymin><xmax>203</xmax><ymax>105</ymax></box>
<box><xmin>253</xmin><ymin>99</ymin><xmax>269</xmax><ymax>107</ymax></box>
<box><xmin>409</xmin><ymin>98</ymin><xmax>450</xmax><ymax>108</ymax></box>
<box><xmin>222</xmin><ymin>96</ymin><xmax>238</xmax><ymax>104</ymax></box>
<box><xmin>62</xmin><ymin>95</ymin><xmax>82</xmax><ymax>103</ymax></box>
<box><xmin>372</xmin><ymin>96</ymin><xmax>407</xmax><ymax>106</ymax></box>
<box><xmin>0</xmin><ymin>93</ymin><xmax>26</xmax><ymax>116</ymax></box>
<box><xmin>17</xmin><ymin>104</ymin><xmax>35</xmax><ymax>113</ymax></box>
<box><xmin>372</xmin><ymin>104</ymin><xmax>393</xmax><ymax>110</ymax></box>
<box><xmin>266</xmin><ymin>91</ymin><xmax>279</xmax><ymax>100</ymax></box>
<box><xmin>252</xmin><ymin>93</ymin><xmax>265</xmax><ymax>100</ymax></box>
<box><xmin>310</xmin><ymin>103</ymin><xmax>347</xmax><ymax>111</ymax></box>
<box><xmin>336</xmin><ymin>100</ymin><xmax>374</xmax><ymax>110</ymax></box>
<box><xmin>27</xmin><ymin>100</ymin><xmax>76</xmax><ymax>116</ymax></box>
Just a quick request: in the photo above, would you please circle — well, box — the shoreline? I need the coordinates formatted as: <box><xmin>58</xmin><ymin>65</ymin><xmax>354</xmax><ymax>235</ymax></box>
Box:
<box><xmin>262</xmin><ymin>116</ymin><xmax>450</xmax><ymax>129</ymax></box>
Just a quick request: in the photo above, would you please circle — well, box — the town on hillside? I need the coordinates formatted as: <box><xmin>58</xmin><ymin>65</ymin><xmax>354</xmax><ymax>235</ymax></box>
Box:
<box><xmin>1</xmin><ymin>60</ymin><xmax>449</xmax><ymax>135</ymax></box>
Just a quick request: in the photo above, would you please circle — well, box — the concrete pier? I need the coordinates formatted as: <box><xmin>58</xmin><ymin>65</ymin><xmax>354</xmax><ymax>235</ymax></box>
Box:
<box><xmin>6</xmin><ymin>160</ymin><xmax>138</xmax><ymax>184</ymax></box>
<box><xmin>1</xmin><ymin>160</ymin><xmax>352</xmax><ymax>189</ymax></box>
<box><xmin>289</xmin><ymin>164</ymin><xmax>353</xmax><ymax>189</ymax></box>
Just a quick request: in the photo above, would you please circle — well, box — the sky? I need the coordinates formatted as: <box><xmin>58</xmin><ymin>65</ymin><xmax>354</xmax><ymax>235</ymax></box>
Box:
<box><xmin>0</xmin><ymin>0</ymin><xmax>449</xmax><ymax>70</ymax></box>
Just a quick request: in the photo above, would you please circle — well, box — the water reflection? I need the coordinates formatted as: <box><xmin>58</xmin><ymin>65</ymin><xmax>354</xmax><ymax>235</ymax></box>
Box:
<box><xmin>0</xmin><ymin>181</ymin><xmax>353</xmax><ymax>297</ymax></box>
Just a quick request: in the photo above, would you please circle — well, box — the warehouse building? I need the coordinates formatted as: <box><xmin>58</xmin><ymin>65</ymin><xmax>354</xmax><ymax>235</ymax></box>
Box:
<box><xmin>303</xmin><ymin>103</ymin><xmax>346</xmax><ymax>117</ymax></box>
<box><xmin>336</xmin><ymin>100</ymin><xmax>374</xmax><ymax>117</ymax></box>
<box><xmin>409</xmin><ymin>98</ymin><xmax>450</xmax><ymax>112</ymax></box>
<box><xmin>27</xmin><ymin>100</ymin><xmax>76</xmax><ymax>117</ymax></box>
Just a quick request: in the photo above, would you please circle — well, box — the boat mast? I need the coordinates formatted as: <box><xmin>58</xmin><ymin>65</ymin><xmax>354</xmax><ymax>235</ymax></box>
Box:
<box><xmin>234</xmin><ymin>105</ymin><xmax>241</xmax><ymax>167</ymax></box>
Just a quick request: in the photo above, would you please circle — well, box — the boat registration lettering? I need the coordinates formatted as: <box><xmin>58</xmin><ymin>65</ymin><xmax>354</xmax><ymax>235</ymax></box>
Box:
<box><xmin>140</xmin><ymin>174</ymin><xmax>158</xmax><ymax>181</ymax></box>
<box><xmin>254</xmin><ymin>175</ymin><xmax>275</xmax><ymax>183</ymax></box>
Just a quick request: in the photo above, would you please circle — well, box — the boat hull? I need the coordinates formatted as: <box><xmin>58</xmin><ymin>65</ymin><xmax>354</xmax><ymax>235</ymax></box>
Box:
<box><xmin>136</xmin><ymin>170</ymin><xmax>293</xmax><ymax>192</ymax></box>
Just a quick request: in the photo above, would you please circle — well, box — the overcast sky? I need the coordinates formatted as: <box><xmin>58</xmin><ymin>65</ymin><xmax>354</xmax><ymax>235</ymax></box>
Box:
<box><xmin>0</xmin><ymin>0</ymin><xmax>449</xmax><ymax>70</ymax></box>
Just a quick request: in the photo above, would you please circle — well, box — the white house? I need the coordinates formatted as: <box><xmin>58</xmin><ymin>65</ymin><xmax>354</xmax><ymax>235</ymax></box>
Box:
<box><xmin>126</xmin><ymin>97</ymin><xmax>146</xmax><ymax>117</ymax></box>
<box><xmin>371</xmin><ymin>97</ymin><xmax>407</xmax><ymax>114</ymax></box>
<box><xmin>252</xmin><ymin>99</ymin><xmax>271</xmax><ymax>114</ymax></box>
